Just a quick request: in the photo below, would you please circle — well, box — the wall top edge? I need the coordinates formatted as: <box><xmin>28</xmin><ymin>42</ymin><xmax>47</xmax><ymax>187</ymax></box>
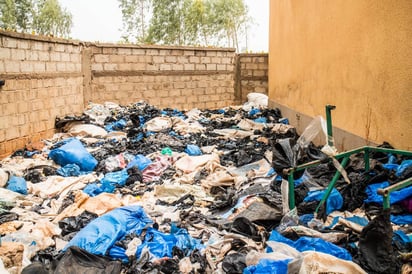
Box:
<box><xmin>0</xmin><ymin>30</ymin><xmax>236</xmax><ymax>52</ymax></box>
<box><xmin>0</xmin><ymin>30</ymin><xmax>81</xmax><ymax>45</ymax></box>
<box><xmin>91</xmin><ymin>43</ymin><xmax>236</xmax><ymax>52</ymax></box>
<box><xmin>238</xmin><ymin>53</ymin><xmax>268</xmax><ymax>57</ymax></box>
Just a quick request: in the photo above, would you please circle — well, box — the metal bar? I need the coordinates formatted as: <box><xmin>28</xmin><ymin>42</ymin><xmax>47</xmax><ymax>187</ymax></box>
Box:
<box><xmin>377</xmin><ymin>178</ymin><xmax>412</xmax><ymax>209</ymax></box>
<box><xmin>284</xmin><ymin>146</ymin><xmax>411</xmax><ymax>176</ymax></box>
<box><xmin>382</xmin><ymin>195</ymin><xmax>391</xmax><ymax>210</ymax></box>
<box><xmin>315</xmin><ymin>157</ymin><xmax>350</xmax><ymax>215</ymax></box>
<box><xmin>368</xmin><ymin>147</ymin><xmax>412</xmax><ymax>157</ymax></box>
<box><xmin>364</xmin><ymin>147</ymin><xmax>370</xmax><ymax>173</ymax></box>
<box><xmin>325</xmin><ymin>105</ymin><xmax>336</xmax><ymax>147</ymax></box>
<box><xmin>288</xmin><ymin>172</ymin><xmax>296</xmax><ymax>210</ymax></box>
<box><xmin>284</xmin><ymin>147</ymin><xmax>366</xmax><ymax>174</ymax></box>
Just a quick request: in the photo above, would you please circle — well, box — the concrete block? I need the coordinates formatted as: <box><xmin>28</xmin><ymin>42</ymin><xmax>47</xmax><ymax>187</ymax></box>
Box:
<box><xmin>103</xmin><ymin>63</ymin><xmax>118</xmax><ymax>70</ymax></box>
<box><xmin>159</xmin><ymin>64</ymin><xmax>171</xmax><ymax>70</ymax></box>
<box><xmin>165</xmin><ymin>56</ymin><xmax>177</xmax><ymax>63</ymax></box>
<box><xmin>56</xmin><ymin>62</ymin><xmax>66</xmax><ymax>71</ymax></box>
<box><xmin>184</xmin><ymin>63</ymin><xmax>194</xmax><ymax>70</ymax></box>
<box><xmin>206</xmin><ymin>64</ymin><xmax>217</xmax><ymax>70</ymax></box>
<box><xmin>200</xmin><ymin>57</ymin><xmax>211</xmax><ymax>63</ymax></box>
<box><xmin>94</xmin><ymin>54</ymin><xmax>109</xmax><ymax>63</ymax></box>
<box><xmin>189</xmin><ymin>56</ymin><xmax>200</xmax><ymax>63</ymax></box>
<box><xmin>110</xmin><ymin>55</ymin><xmax>125</xmax><ymax>63</ymax></box>
<box><xmin>0</xmin><ymin>48</ymin><xmax>11</xmax><ymax>59</ymax></box>
<box><xmin>118</xmin><ymin>48</ymin><xmax>132</xmax><ymax>55</ymax></box>
<box><xmin>3</xmin><ymin>37</ymin><xmax>17</xmax><ymax>48</ymax></box>
<box><xmin>172</xmin><ymin>64</ymin><xmax>183</xmax><ymax>70</ymax></box>
<box><xmin>184</xmin><ymin>50</ymin><xmax>195</xmax><ymax>56</ymax></box>
<box><xmin>50</xmin><ymin>52</ymin><xmax>61</xmax><ymax>61</ymax></box>
<box><xmin>20</xmin><ymin>61</ymin><xmax>33</xmax><ymax>72</ymax></box>
<box><xmin>5</xmin><ymin>61</ymin><xmax>20</xmax><ymax>73</ymax></box>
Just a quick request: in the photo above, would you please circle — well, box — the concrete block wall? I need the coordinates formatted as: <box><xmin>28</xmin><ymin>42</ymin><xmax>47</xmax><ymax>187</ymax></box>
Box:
<box><xmin>235</xmin><ymin>53</ymin><xmax>268</xmax><ymax>103</ymax></box>
<box><xmin>89</xmin><ymin>45</ymin><xmax>236</xmax><ymax>110</ymax></box>
<box><xmin>1</xmin><ymin>31</ymin><xmax>252</xmax><ymax>158</ymax></box>
<box><xmin>0</xmin><ymin>31</ymin><xmax>84</xmax><ymax>158</ymax></box>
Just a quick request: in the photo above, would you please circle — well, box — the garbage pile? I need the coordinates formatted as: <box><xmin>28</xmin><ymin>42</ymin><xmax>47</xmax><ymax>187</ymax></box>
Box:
<box><xmin>0</xmin><ymin>96</ymin><xmax>411</xmax><ymax>274</ymax></box>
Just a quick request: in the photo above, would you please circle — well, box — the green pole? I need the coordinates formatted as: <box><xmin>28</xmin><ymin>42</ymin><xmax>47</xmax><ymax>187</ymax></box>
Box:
<box><xmin>325</xmin><ymin>105</ymin><xmax>336</xmax><ymax>147</ymax></box>
<box><xmin>364</xmin><ymin>147</ymin><xmax>370</xmax><ymax>173</ymax></box>
<box><xmin>288</xmin><ymin>172</ymin><xmax>295</xmax><ymax>210</ymax></box>
<box><xmin>315</xmin><ymin>157</ymin><xmax>350</xmax><ymax>215</ymax></box>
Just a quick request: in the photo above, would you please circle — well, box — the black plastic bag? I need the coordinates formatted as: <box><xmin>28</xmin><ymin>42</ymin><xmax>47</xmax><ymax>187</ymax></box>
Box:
<box><xmin>356</xmin><ymin>209</ymin><xmax>400</xmax><ymax>273</ymax></box>
<box><xmin>53</xmin><ymin>246</ymin><xmax>122</xmax><ymax>274</ymax></box>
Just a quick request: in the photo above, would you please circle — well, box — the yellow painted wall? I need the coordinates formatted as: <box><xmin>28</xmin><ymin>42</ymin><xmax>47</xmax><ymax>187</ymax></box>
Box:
<box><xmin>269</xmin><ymin>0</ymin><xmax>412</xmax><ymax>150</ymax></box>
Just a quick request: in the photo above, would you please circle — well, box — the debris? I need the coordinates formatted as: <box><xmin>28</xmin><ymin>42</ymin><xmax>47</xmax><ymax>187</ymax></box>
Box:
<box><xmin>0</xmin><ymin>100</ymin><xmax>410</xmax><ymax>273</ymax></box>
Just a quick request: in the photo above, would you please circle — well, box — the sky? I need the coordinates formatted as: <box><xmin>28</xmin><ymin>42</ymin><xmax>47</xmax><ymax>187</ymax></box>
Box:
<box><xmin>59</xmin><ymin>0</ymin><xmax>269</xmax><ymax>52</ymax></box>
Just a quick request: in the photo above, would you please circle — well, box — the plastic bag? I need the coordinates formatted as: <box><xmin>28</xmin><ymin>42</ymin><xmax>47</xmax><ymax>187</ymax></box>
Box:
<box><xmin>0</xmin><ymin>168</ymin><xmax>9</xmax><ymax>187</ymax></box>
<box><xmin>6</xmin><ymin>176</ymin><xmax>27</xmax><ymax>195</ymax></box>
<box><xmin>364</xmin><ymin>181</ymin><xmax>412</xmax><ymax>204</ymax></box>
<box><xmin>247</xmin><ymin>93</ymin><xmax>268</xmax><ymax>107</ymax></box>
<box><xmin>276</xmin><ymin>207</ymin><xmax>298</xmax><ymax>232</ymax></box>
<box><xmin>100</xmin><ymin>169</ymin><xmax>129</xmax><ymax>188</ymax></box>
<box><xmin>48</xmin><ymin>138</ymin><xmax>97</xmax><ymax>171</ymax></box>
<box><xmin>390</xmin><ymin>214</ymin><xmax>412</xmax><ymax>225</ymax></box>
<box><xmin>105</xmin><ymin>119</ymin><xmax>127</xmax><ymax>132</ymax></box>
<box><xmin>105</xmin><ymin>152</ymin><xmax>135</xmax><ymax>172</ymax></box>
<box><xmin>185</xmin><ymin>144</ymin><xmax>202</xmax><ymax>156</ymax></box>
<box><xmin>396</xmin><ymin>159</ymin><xmax>412</xmax><ymax>177</ymax></box>
<box><xmin>272</xmin><ymin>138</ymin><xmax>300</xmax><ymax>178</ymax></box>
<box><xmin>303</xmin><ymin>188</ymin><xmax>343</xmax><ymax>215</ymax></box>
<box><xmin>54</xmin><ymin>246</ymin><xmax>122</xmax><ymax>274</ymax></box>
<box><xmin>56</xmin><ymin>164</ymin><xmax>82</xmax><ymax>177</ymax></box>
<box><xmin>64</xmin><ymin>205</ymin><xmax>153</xmax><ymax>257</ymax></box>
<box><xmin>135</xmin><ymin>225</ymin><xmax>204</xmax><ymax>261</ymax></box>
<box><xmin>127</xmin><ymin>154</ymin><xmax>152</xmax><ymax>171</ymax></box>
<box><xmin>297</xmin><ymin>116</ymin><xmax>327</xmax><ymax>149</ymax></box>
<box><xmin>268</xmin><ymin>230</ymin><xmax>352</xmax><ymax>261</ymax></box>
<box><xmin>243</xmin><ymin>258</ymin><xmax>291</xmax><ymax>274</ymax></box>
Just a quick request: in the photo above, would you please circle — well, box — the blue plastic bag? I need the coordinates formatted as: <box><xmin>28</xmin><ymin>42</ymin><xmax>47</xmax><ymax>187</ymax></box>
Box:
<box><xmin>364</xmin><ymin>181</ymin><xmax>412</xmax><ymax>204</ymax></box>
<box><xmin>105</xmin><ymin>119</ymin><xmax>127</xmax><ymax>132</ymax></box>
<box><xmin>136</xmin><ymin>225</ymin><xmax>204</xmax><ymax>260</ymax></box>
<box><xmin>127</xmin><ymin>155</ymin><xmax>152</xmax><ymax>171</ymax></box>
<box><xmin>64</xmin><ymin>205</ymin><xmax>153</xmax><ymax>257</ymax></box>
<box><xmin>57</xmin><ymin>164</ymin><xmax>83</xmax><ymax>177</ymax></box>
<box><xmin>185</xmin><ymin>144</ymin><xmax>202</xmax><ymax>156</ymax></box>
<box><xmin>396</xmin><ymin>160</ymin><xmax>412</xmax><ymax>177</ymax></box>
<box><xmin>390</xmin><ymin>214</ymin><xmax>412</xmax><ymax>225</ymax></box>
<box><xmin>326</xmin><ymin>215</ymin><xmax>368</xmax><ymax>229</ymax></box>
<box><xmin>253</xmin><ymin>117</ymin><xmax>267</xmax><ymax>124</ymax></box>
<box><xmin>249</xmin><ymin>108</ymin><xmax>260</xmax><ymax>116</ymax></box>
<box><xmin>49</xmin><ymin>138</ymin><xmax>97</xmax><ymax>171</ymax></box>
<box><xmin>100</xmin><ymin>169</ymin><xmax>129</xmax><ymax>189</ymax></box>
<box><xmin>7</xmin><ymin>176</ymin><xmax>27</xmax><ymax>195</ymax></box>
<box><xmin>243</xmin><ymin>258</ymin><xmax>291</xmax><ymax>274</ymax></box>
<box><xmin>303</xmin><ymin>188</ymin><xmax>343</xmax><ymax>215</ymax></box>
<box><xmin>83</xmin><ymin>183</ymin><xmax>104</xmax><ymax>197</ymax></box>
<box><xmin>268</xmin><ymin>230</ymin><xmax>352</xmax><ymax>261</ymax></box>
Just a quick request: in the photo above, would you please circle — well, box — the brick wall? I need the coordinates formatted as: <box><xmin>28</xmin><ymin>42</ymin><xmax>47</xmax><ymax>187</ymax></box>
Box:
<box><xmin>89</xmin><ymin>44</ymin><xmax>235</xmax><ymax>110</ymax></box>
<box><xmin>0</xmin><ymin>30</ymin><xmax>247</xmax><ymax>158</ymax></box>
<box><xmin>0</xmin><ymin>31</ymin><xmax>84</xmax><ymax>157</ymax></box>
<box><xmin>235</xmin><ymin>53</ymin><xmax>268</xmax><ymax>103</ymax></box>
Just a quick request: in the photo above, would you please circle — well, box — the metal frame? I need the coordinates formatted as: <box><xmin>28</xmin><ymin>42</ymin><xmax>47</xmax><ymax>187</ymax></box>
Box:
<box><xmin>283</xmin><ymin>105</ymin><xmax>412</xmax><ymax>212</ymax></box>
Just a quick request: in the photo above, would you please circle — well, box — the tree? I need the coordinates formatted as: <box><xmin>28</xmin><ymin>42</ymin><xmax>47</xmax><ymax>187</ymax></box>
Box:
<box><xmin>0</xmin><ymin>0</ymin><xmax>72</xmax><ymax>38</ymax></box>
<box><xmin>118</xmin><ymin>0</ymin><xmax>251</xmax><ymax>51</ymax></box>
<box><xmin>33</xmin><ymin>0</ymin><xmax>72</xmax><ymax>37</ymax></box>
<box><xmin>118</xmin><ymin>0</ymin><xmax>151</xmax><ymax>43</ymax></box>
<box><xmin>210</xmin><ymin>0</ymin><xmax>249</xmax><ymax>50</ymax></box>
<box><xmin>145</xmin><ymin>0</ymin><xmax>186</xmax><ymax>45</ymax></box>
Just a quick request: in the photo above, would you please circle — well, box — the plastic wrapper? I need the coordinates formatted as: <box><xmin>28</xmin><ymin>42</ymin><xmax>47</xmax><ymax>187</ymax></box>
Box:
<box><xmin>48</xmin><ymin>138</ymin><xmax>97</xmax><ymax>171</ymax></box>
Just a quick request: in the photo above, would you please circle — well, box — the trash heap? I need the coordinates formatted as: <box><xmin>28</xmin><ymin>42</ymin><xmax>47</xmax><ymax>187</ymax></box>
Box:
<box><xmin>0</xmin><ymin>96</ymin><xmax>411</xmax><ymax>274</ymax></box>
